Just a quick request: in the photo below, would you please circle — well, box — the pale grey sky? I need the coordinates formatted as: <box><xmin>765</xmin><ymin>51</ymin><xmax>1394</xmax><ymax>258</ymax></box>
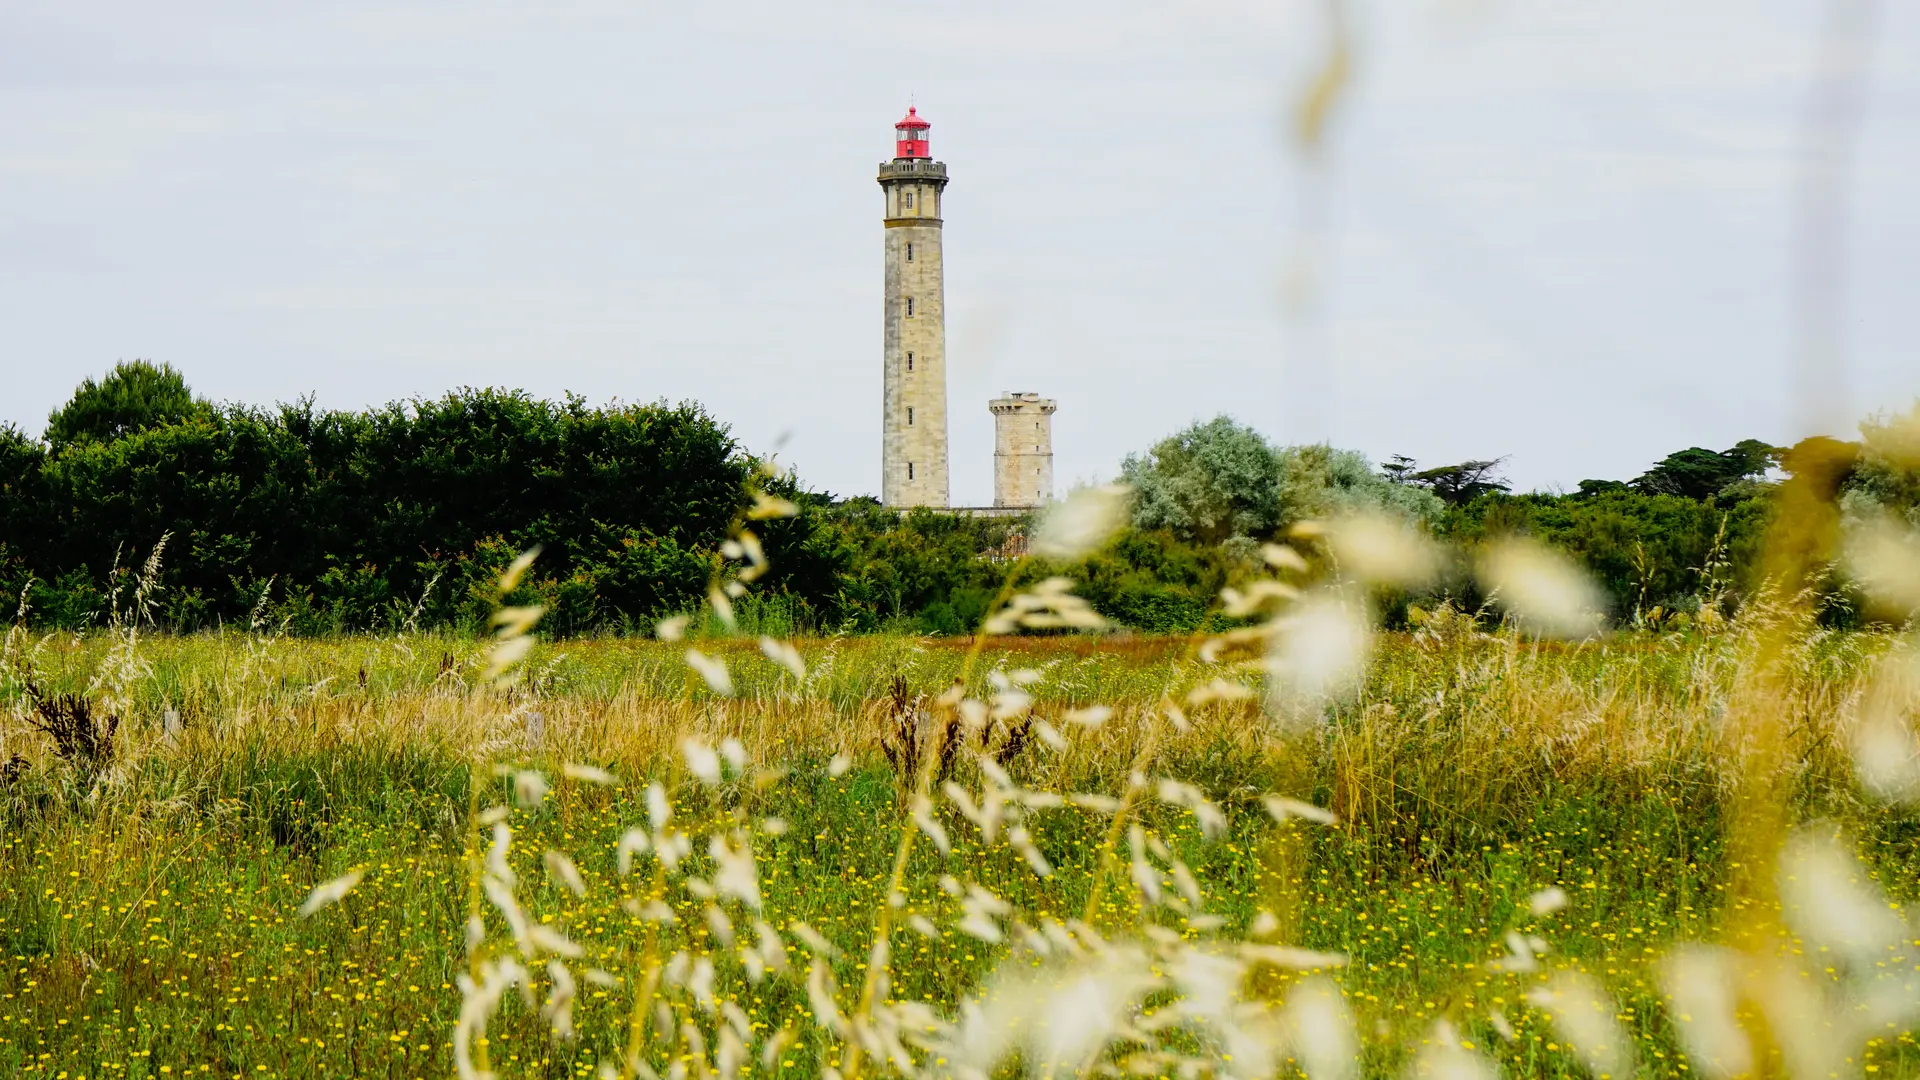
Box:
<box><xmin>2</xmin><ymin>1</ymin><xmax>1915</xmax><ymax>500</ymax></box>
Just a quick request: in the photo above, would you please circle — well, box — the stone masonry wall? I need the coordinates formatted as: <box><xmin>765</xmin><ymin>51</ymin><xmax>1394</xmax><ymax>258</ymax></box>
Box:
<box><xmin>880</xmin><ymin>163</ymin><xmax>949</xmax><ymax>508</ymax></box>
<box><xmin>990</xmin><ymin>392</ymin><xmax>1056</xmax><ymax>508</ymax></box>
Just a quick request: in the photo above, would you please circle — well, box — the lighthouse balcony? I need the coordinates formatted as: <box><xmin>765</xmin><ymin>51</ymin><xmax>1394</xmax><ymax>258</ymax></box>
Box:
<box><xmin>877</xmin><ymin>159</ymin><xmax>948</xmax><ymax>181</ymax></box>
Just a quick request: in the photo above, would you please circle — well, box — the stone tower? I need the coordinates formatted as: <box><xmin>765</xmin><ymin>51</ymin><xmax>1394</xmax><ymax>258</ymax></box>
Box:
<box><xmin>990</xmin><ymin>392</ymin><xmax>1057</xmax><ymax>508</ymax></box>
<box><xmin>878</xmin><ymin>107</ymin><xmax>950</xmax><ymax>508</ymax></box>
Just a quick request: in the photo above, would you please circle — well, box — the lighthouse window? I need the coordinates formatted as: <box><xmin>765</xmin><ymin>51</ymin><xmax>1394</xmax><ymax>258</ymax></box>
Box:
<box><xmin>907</xmin><ymin>352</ymin><xmax>914</xmax><ymax>371</ymax></box>
<box><xmin>906</xmin><ymin>297</ymin><xmax>914</xmax><ymax>316</ymax></box>
<box><xmin>908</xmin><ymin>407</ymin><xmax>915</xmax><ymax>426</ymax></box>
<box><xmin>908</xmin><ymin>462</ymin><xmax>915</xmax><ymax>480</ymax></box>
<box><xmin>904</xmin><ymin>191</ymin><xmax>915</xmax><ymax>209</ymax></box>
<box><xmin>906</xmin><ymin>242</ymin><xmax>914</xmax><ymax>262</ymax></box>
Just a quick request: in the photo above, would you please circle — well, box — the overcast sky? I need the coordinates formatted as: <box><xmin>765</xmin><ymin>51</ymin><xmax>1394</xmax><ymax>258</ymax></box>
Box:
<box><xmin>3</xmin><ymin>1</ymin><xmax>1915</xmax><ymax>500</ymax></box>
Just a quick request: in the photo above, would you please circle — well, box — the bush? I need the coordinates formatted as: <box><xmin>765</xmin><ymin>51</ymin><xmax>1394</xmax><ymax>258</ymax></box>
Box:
<box><xmin>1</xmin><ymin>385</ymin><xmax>757</xmax><ymax>634</ymax></box>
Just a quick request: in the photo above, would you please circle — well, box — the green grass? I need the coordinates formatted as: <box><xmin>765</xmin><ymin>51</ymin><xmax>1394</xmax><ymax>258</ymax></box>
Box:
<box><xmin>2</xmin><ymin>627</ymin><xmax>1918</xmax><ymax>1078</ymax></box>
<box><xmin>0</xmin><ymin>760</ymin><xmax>1731</xmax><ymax>1077</ymax></box>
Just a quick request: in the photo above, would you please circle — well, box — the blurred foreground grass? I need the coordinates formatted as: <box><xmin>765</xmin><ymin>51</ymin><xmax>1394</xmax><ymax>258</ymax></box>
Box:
<box><xmin>3</xmin><ymin>624</ymin><xmax>1918</xmax><ymax>1078</ymax></box>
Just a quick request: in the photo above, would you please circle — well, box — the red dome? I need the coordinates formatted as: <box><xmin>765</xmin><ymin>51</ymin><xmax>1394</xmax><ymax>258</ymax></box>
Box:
<box><xmin>893</xmin><ymin>106</ymin><xmax>931</xmax><ymax>159</ymax></box>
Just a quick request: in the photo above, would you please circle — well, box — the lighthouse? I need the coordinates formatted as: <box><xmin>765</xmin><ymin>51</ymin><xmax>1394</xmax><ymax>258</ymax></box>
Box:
<box><xmin>878</xmin><ymin>107</ymin><xmax>950</xmax><ymax>508</ymax></box>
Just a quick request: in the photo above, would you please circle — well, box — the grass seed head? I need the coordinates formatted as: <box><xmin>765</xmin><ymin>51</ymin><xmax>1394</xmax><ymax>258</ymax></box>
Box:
<box><xmin>1266</xmin><ymin>592</ymin><xmax>1372</xmax><ymax>711</ymax></box>
<box><xmin>562</xmin><ymin>762</ymin><xmax>617</xmax><ymax>785</ymax></box>
<box><xmin>513</xmin><ymin>770</ymin><xmax>549</xmax><ymax>808</ymax></box>
<box><xmin>1479</xmin><ymin>539</ymin><xmax>1607</xmax><ymax>638</ymax></box>
<box><xmin>1527</xmin><ymin>886</ymin><xmax>1570</xmax><ymax>917</ymax></box>
<box><xmin>296</xmin><ymin>868</ymin><xmax>365</xmax><ymax>918</ymax></box>
<box><xmin>544</xmin><ymin>850</ymin><xmax>586</xmax><ymax>897</ymax></box>
<box><xmin>1844</xmin><ymin>513</ymin><xmax>1920</xmax><ymax>618</ymax></box>
<box><xmin>1409</xmin><ymin>1021</ymin><xmax>1499</xmax><ymax>1080</ymax></box>
<box><xmin>1660</xmin><ymin>945</ymin><xmax>1754</xmax><ymax>1079</ymax></box>
<box><xmin>1524</xmin><ymin>971</ymin><xmax>1632</xmax><ymax>1078</ymax></box>
<box><xmin>682</xmin><ymin>738</ymin><xmax>723</xmax><ymax>784</ymax></box>
<box><xmin>1033</xmin><ymin>483</ymin><xmax>1131</xmax><ymax>560</ymax></box>
<box><xmin>1329</xmin><ymin>512</ymin><xmax>1443</xmax><ymax>588</ymax></box>
<box><xmin>496</xmin><ymin>546</ymin><xmax>542</xmax><ymax>596</ymax></box>
<box><xmin>685</xmin><ymin>650</ymin><xmax>734</xmax><ymax>697</ymax></box>
<box><xmin>1778</xmin><ymin>825</ymin><xmax>1907</xmax><ymax>966</ymax></box>
<box><xmin>1285</xmin><ymin>974</ymin><xmax>1357</xmax><ymax>1080</ymax></box>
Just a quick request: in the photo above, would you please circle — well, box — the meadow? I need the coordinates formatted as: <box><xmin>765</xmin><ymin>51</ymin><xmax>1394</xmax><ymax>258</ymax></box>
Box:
<box><xmin>5</xmin><ymin>535</ymin><xmax>1920</xmax><ymax>1080</ymax></box>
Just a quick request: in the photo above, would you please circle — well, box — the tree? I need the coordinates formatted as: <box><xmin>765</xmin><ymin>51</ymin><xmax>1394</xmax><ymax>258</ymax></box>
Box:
<box><xmin>9</xmin><ymin>387</ymin><xmax>761</xmax><ymax>632</ymax></box>
<box><xmin>1407</xmin><ymin>459</ymin><xmax>1510</xmax><ymax>507</ymax></box>
<box><xmin>45</xmin><ymin>360</ymin><xmax>204</xmax><ymax>450</ymax></box>
<box><xmin>1842</xmin><ymin>402</ymin><xmax>1920</xmax><ymax>525</ymax></box>
<box><xmin>1121</xmin><ymin>417</ymin><xmax>1286</xmax><ymax>546</ymax></box>
<box><xmin>1441</xmin><ymin>487</ymin><xmax>1773</xmax><ymax>617</ymax></box>
<box><xmin>1724</xmin><ymin>438</ymin><xmax>1781</xmax><ymax>478</ymax></box>
<box><xmin>1631</xmin><ymin>441</ymin><xmax>1779</xmax><ymax>501</ymax></box>
<box><xmin>1282</xmin><ymin>446</ymin><xmax>1444</xmax><ymax>524</ymax></box>
<box><xmin>1122</xmin><ymin>421</ymin><xmax>1448</xmax><ymax>550</ymax></box>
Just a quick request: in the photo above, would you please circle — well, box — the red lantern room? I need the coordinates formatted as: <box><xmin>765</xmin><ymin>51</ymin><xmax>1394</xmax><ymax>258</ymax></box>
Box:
<box><xmin>893</xmin><ymin>106</ymin><xmax>930</xmax><ymax>160</ymax></box>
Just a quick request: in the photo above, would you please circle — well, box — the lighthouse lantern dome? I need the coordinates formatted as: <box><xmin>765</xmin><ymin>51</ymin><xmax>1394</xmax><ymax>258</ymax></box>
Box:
<box><xmin>894</xmin><ymin>107</ymin><xmax>931</xmax><ymax>159</ymax></box>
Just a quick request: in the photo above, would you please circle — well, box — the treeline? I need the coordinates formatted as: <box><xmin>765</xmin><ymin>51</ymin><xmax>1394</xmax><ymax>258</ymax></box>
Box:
<box><xmin>0</xmin><ymin>363</ymin><xmax>816</xmax><ymax>633</ymax></box>
<box><xmin>1112</xmin><ymin>418</ymin><xmax>1780</xmax><ymax>628</ymax></box>
<box><xmin>3</xmin><ymin>362</ymin><xmax>1916</xmax><ymax>636</ymax></box>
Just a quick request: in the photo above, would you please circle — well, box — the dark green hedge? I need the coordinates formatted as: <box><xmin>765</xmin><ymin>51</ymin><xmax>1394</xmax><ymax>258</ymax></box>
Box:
<box><xmin>0</xmin><ymin>390</ymin><xmax>781</xmax><ymax>634</ymax></box>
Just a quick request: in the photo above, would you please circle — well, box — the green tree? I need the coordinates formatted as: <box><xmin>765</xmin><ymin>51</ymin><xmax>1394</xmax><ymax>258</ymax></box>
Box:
<box><xmin>1123</xmin><ymin>420</ymin><xmax>1447</xmax><ymax>548</ymax></box>
<box><xmin>1282</xmin><ymin>446</ymin><xmax>1445</xmax><ymax>524</ymax></box>
<box><xmin>1575</xmin><ymin>479</ymin><xmax>1628</xmax><ymax>497</ymax></box>
<box><xmin>1405</xmin><ymin>458</ymin><xmax>1510</xmax><ymax>507</ymax></box>
<box><xmin>1841</xmin><ymin>403</ymin><xmax>1920</xmax><ymax>526</ymax></box>
<box><xmin>5</xmin><ymin>387</ymin><xmax>760</xmax><ymax>633</ymax></box>
<box><xmin>1121</xmin><ymin>417</ymin><xmax>1285</xmax><ymax>546</ymax></box>
<box><xmin>1441</xmin><ymin>488</ymin><xmax>1772</xmax><ymax>617</ymax></box>
<box><xmin>45</xmin><ymin>360</ymin><xmax>205</xmax><ymax>450</ymax></box>
<box><xmin>1073</xmin><ymin>529</ymin><xmax>1230</xmax><ymax>633</ymax></box>
<box><xmin>1631</xmin><ymin>440</ymin><xmax>1779</xmax><ymax>500</ymax></box>
<box><xmin>805</xmin><ymin>501</ymin><xmax>1016</xmax><ymax>633</ymax></box>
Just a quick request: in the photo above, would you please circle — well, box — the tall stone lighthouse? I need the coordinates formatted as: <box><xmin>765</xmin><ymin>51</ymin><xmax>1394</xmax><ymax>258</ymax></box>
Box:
<box><xmin>878</xmin><ymin>107</ymin><xmax>950</xmax><ymax>508</ymax></box>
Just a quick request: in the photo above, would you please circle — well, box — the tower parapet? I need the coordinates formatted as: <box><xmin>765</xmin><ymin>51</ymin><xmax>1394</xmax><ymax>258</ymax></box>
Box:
<box><xmin>989</xmin><ymin>392</ymin><xmax>1057</xmax><ymax>509</ymax></box>
<box><xmin>879</xmin><ymin>106</ymin><xmax>950</xmax><ymax>508</ymax></box>
<box><xmin>876</xmin><ymin>159</ymin><xmax>948</xmax><ymax>184</ymax></box>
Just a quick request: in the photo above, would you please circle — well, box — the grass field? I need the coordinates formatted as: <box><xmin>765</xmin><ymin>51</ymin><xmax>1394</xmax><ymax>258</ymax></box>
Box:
<box><xmin>4</xmin><ymin>588</ymin><xmax>1920</xmax><ymax>1080</ymax></box>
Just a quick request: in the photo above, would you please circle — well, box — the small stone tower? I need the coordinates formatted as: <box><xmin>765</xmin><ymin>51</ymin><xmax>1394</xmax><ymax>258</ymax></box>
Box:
<box><xmin>879</xmin><ymin>107</ymin><xmax>950</xmax><ymax>508</ymax></box>
<box><xmin>990</xmin><ymin>392</ymin><xmax>1057</xmax><ymax>508</ymax></box>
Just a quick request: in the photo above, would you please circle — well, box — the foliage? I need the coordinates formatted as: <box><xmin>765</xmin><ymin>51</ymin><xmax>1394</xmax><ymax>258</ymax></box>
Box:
<box><xmin>795</xmin><ymin>502</ymin><xmax>1017</xmax><ymax>634</ymax></box>
<box><xmin>1403</xmin><ymin>457</ymin><xmax>1511</xmax><ymax>506</ymax></box>
<box><xmin>790</xmin><ymin>505</ymin><xmax>1233</xmax><ymax>636</ymax></box>
<box><xmin>1072</xmin><ymin>528</ymin><xmax>1234</xmax><ymax>634</ymax></box>
<box><xmin>1438</xmin><ymin>487</ymin><xmax>1772</xmax><ymax>617</ymax></box>
<box><xmin>1281</xmin><ymin>444</ymin><xmax>1445</xmax><ymax>523</ymax></box>
<box><xmin>1121</xmin><ymin>417</ymin><xmax>1443</xmax><ymax>550</ymax></box>
<box><xmin>1843</xmin><ymin>402</ymin><xmax>1920</xmax><ymax>526</ymax></box>
<box><xmin>43</xmin><ymin>360</ymin><xmax>207</xmax><ymax>451</ymax></box>
<box><xmin>6</xmin><ymin>364</ymin><xmax>1892</xmax><ymax>638</ymax></box>
<box><xmin>3</xmin><ymin>380</ymin><xmax>759</xmax><ymax>634</ymax></box>
<box><xmin>1628</xmin><ymin>438</ymin><xmax>1780</xmax><ymax>500</ymax></box>
<box><xmin>1121</xmin><ymin>416</ymin><xmax>1285</xmax><ymax>546</ymax></box>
